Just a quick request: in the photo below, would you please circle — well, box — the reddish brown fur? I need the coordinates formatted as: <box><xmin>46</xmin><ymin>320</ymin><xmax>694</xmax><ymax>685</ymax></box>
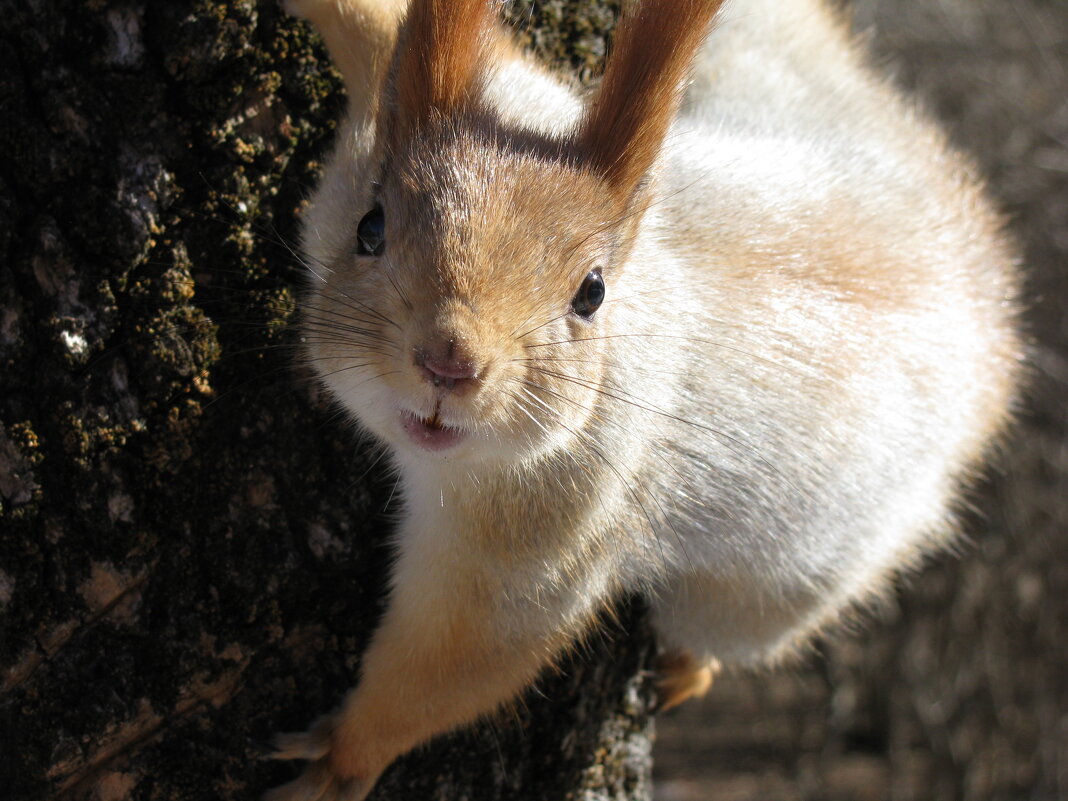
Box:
<box><xmin>394</xmin><ymin>0</ymin><xmax>495</xmax><ymax>128</ymax></box>
<box><xmin>580</xmin><ymin>0</ymin><xmax>727</xmax><ymax>194</ymax></box>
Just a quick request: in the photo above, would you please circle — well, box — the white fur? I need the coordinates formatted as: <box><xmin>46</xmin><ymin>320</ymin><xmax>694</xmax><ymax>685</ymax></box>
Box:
<box><xmin>274</xmin><ymin>1</ymin><xmax>1020</xmax><ymax>797</ymax></box>
<box><xmin>301</xmin><ymin>0</ymin><xmax>1018</xmax><ymax>668</ymax></box>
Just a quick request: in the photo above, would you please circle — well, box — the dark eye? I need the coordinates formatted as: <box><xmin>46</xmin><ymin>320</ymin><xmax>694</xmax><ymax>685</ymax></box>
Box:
<box><xmin>355</xmin><ymin>204</ymin><xmax>385</xmax><ymax>256</ymax></box>
<box><xmin>571</xmin><ymin>269</ymin><xmax>605</xmax><ymax>319</ymax></box>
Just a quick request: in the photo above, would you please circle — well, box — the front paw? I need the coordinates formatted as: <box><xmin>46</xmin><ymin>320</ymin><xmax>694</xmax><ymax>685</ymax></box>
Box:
<box><xmin>264</xmin><ymin>761</ymin><xmax>368</xmax><ymax>801</ymax></box>
<box><xmin>652</xmin><ymin>650</ymin><xmax>720</xmax><ymax>712</ymax></box>
<box><xmin>265</xmin><ymin>715</ymin><xmax>379</xmax><ymax>801</ymax></box>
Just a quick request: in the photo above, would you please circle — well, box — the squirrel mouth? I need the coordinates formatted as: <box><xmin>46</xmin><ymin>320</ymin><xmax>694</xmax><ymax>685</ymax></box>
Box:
<box><xmin>400</xmin><ymin>406</ymin><xmax>465</xmax><ymax>451</ymax></box>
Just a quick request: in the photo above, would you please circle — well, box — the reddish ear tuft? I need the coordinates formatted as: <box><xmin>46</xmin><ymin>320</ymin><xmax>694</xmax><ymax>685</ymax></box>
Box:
<box><xmin>579</xmin><ymin>0</ymin><xmax>726</xmax><ymax>195</ymax></box>
<box><xmin>394</xmin><ymin>0</ymin><xmax>496</xmax><ymax>127</ymax></box>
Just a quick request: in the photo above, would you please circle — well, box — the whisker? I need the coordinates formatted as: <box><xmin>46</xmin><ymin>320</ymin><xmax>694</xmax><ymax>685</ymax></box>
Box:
<box><xmin>525</xmin><ymin>332</ymin><xmax>815</xmax><ymax>383</ymax></box>
<box><xmin>380</xmin><ymin>250</ymin><xmax>413</xmax><ymax>312</ymax></box>
<box><xmin>509</xmin><ymin>378</ymin><xmax>687</xmax><ymax>572</ymax></box>
<box><xmin>526</xmin><ymin>363</ymin><xmax>805</xmax><ymax>500</ymax></box>
<box><xmin>307</xmin><ymin>282</ymin><xmax>402</xmax><ymax>333</ymax></box>
<box><xmin>511</xmin><ymin>355</ymin><xmax>692</xmax><ymax>379</ymax></box>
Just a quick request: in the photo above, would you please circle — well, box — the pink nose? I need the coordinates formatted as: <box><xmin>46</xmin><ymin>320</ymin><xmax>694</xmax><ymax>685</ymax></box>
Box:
<box><xmin>416</xmin><ymin>350</ymin><xmax>479</xmax><ymax>391</ymax></box>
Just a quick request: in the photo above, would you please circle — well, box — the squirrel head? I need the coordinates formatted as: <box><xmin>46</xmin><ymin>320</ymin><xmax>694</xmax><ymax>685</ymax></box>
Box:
<box><xmin>302</xmin><ymin>0</ymin><xmax>724</xmax><ymax>466</ymax></box>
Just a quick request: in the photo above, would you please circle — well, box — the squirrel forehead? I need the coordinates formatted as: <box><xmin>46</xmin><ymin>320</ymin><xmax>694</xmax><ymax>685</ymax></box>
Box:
<box><xmin>389</xmin><ymin>125</ymin><xmax>612</xmax><ymax>237</ymax></box>
<box><xmin>383</xmin><ymin>125</ymin><xmax>618</xmax><ymax>290</ymax></box>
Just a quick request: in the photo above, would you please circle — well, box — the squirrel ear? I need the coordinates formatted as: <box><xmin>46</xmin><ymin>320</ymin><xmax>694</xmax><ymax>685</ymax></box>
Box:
<box><xmin>578</xmin><ymin>0</ymin><xmax>726</xmax><ymax>196</ymax></box>
<box><xmin>392</xmin><ymin>0</ymin><xmax>495</xmax><ymax>129</ymax></box>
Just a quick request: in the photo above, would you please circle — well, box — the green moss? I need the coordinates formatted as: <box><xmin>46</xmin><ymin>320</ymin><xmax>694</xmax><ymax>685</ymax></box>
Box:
<box><xmin>0</xmin><ymin>2</ymin><xmax>652</xmax><ymax>798</ymax></box>
<box><xmin>0</xmin><ymin>421</ymin><xmax>43</xmax><ymax>519</ymax></box>
<box><xmin>503</xmin><ymin>0</ymin><xmax>621</xmax><ymax>82</ymax></box>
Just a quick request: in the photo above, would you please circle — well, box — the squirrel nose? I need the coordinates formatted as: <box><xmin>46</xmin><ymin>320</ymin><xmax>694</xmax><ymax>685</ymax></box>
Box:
<box><xmin>415</xmin><ymin>349</ymin><xmax>480</xmax><ymax>392</ymax></box>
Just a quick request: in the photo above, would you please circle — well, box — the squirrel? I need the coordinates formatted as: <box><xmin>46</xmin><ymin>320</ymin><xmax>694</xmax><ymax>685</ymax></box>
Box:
<box><xmin>266</xmin><ymin>0</ymin><xmax>1023</xmax><ymax>798</ymax></box>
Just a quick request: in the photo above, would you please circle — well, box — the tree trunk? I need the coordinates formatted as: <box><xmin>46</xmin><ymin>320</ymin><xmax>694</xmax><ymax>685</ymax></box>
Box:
<box><xmin>0</xmin><ymin>2</ymin><xmax>654</xmax><ymax>799</ymax></box>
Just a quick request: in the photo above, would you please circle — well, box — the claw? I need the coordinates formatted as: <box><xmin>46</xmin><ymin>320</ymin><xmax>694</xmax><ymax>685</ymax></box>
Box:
<box><xmin>270</xmin><ymin>732</ymin><xmax>331</xmax><ymax>762</ymax></box>
<box><xmin>262</xmin><ymin>761</ymin><xmax>332</xmax><ymax>801</ymax></box>
<box><xmin>653</xmin><ymin>650</ymin><xmax>720</xmax><ymax>712</ymax></box>
<box><xmin>269</xmin><ymin>714</ymin><xmax>335</xmax><ymax>761</ymax></box>
<box><xmin>263</xmin><ymin>766</ymin><xmax>370</xmax><ymax>801</ymax></box>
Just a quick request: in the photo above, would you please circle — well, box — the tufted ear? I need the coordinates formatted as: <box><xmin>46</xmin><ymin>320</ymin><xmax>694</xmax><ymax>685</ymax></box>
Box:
<box><xmin>578</xmin><ymin>0</ymin><xmax>726</xmax><ymax>197</ymax></box>
<box><xmin>392</xmin><ymin>0</ymin><xmax>496</xmax><ymax>130</ymax></box>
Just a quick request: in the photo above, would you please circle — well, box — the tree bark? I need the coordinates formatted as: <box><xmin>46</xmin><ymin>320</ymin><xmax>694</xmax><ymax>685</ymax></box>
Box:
<box><xmin>0</xmin><ymin>2</ymin><xmax>653</xmax><ymax>799</ymax></box>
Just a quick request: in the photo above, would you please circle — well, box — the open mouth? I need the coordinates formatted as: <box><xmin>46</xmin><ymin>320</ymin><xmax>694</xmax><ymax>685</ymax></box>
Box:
<box><xmin>400</xmin><ymin>406</ymin><xmax>465</xmax><ymax>451</ymax></box>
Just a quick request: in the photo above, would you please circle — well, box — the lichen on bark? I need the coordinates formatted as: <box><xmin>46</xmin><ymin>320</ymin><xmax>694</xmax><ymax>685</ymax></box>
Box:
<box><xmin>0</xmin><ymin>2</ymin><xmax>654</xmax><ymax>800</ymax></box>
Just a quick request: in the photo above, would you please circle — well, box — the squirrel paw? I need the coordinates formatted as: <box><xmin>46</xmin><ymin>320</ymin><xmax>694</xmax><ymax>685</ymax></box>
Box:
<box><xmin>263</xmin><ymin>762</ymin><xmax>368</xmax><ymax>801</ymax></box>
<box><xmin>264</xmin><ymin>715</ymin><xmax>376</xmax><ymax>801</ymax></box>
<box><xmin>653</xmin><ymin>650</ymin><xmax>720</xmax><ymax>712</ymax></box>
<box><xmin>270</xmin><ymin>713</ymin><xmax>335</xmax><ymax>761</ymax></box>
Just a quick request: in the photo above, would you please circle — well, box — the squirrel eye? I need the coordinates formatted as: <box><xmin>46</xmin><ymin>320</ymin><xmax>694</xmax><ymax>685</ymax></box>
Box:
<box><xmin>355</xmin><ymin>204</ymin><xmax>385</xmax><ymax>256</ymax></box>
<box><xmin>571</xmin><ymin>269</ymin><xmax>605</xmax><ymax>319</ymax></box>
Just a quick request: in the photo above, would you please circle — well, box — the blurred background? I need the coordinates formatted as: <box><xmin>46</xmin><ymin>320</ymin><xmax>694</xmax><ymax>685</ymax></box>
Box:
<box><xmin>649</xmin><ymin>1</ymin><xmax>1068</xmax><ymax>799</ymax></box>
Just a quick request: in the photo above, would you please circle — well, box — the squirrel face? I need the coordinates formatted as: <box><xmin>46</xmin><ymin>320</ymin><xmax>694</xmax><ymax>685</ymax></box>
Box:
<box><xmin>305</xmin><ymin>118</ymin><xmax>628</xmax><ymax>466</ymax></box>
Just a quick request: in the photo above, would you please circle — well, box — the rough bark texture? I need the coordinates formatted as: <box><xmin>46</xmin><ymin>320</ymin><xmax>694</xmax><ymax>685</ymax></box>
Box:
<box><xmin>0</xmin><ymin>2</ymin><xmax>652</xmax><ymax>800</ymax></box>
<box><xmin>2</xmin><ymin>2</ymin><xmax>1064</xmax><ymax>801</ymax></box>
<box><xmin>655</xmin><ymin>2</ymin><xmax>1068</xmax><ymax>800</ymax></box>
